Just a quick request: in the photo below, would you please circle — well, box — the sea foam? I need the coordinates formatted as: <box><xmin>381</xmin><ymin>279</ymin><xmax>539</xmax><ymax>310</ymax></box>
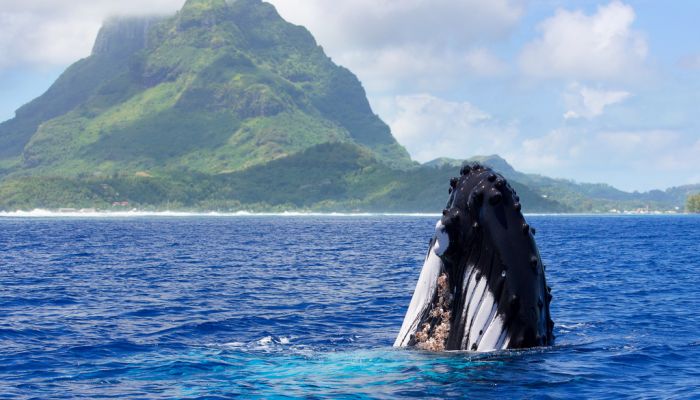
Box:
<box><xmin>0</xmin><ymin>209</ymin><xmax>441</xmax><ymax>218</ymax></box>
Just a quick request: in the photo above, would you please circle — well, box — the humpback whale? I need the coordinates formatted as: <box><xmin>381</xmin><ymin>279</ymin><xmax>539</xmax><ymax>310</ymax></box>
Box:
<box><xmin>395</xmin><ymin>164</ymin><xmax>554</xmax><ymax>351</ymax></box>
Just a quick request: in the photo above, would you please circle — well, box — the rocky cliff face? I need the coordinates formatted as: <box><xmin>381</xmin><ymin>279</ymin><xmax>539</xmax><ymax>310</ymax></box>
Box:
<box><xmin>91</xmin><ymin>17</ymin><xmax>160</xmax><ymax>58</ymax></box>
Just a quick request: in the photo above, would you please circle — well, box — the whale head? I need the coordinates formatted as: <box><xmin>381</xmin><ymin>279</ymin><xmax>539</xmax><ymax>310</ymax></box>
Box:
<box><xmin>394</xmin><ymin>164</ymin><xmax>554</xmax><ymax>351</ymax></box>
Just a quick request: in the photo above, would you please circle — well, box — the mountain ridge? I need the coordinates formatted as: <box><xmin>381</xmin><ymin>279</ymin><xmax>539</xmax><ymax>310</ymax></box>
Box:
<box><xmin>0</xmin><ymin>0</ymin><xmax>412</xmax><ymax>177</ymax></box>
<box><xmin>0</xmin><ymin>0</ymin><xmax>697</xmax><ymax>212</ymax></box>
<box><xmin>423</xmin><ymin>155</ymin><xmax>699</xmax><ymax>211</ymax></box>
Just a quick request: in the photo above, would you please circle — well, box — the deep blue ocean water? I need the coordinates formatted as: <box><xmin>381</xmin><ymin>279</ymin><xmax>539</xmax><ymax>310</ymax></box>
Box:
<box><xmin>1</xmin><ymin>215</ymin><xmax>699</xmax><ymax>399</ymax></box>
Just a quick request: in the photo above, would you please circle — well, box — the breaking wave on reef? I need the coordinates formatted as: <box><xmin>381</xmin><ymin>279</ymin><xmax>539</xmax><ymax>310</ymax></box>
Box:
<box><xmin>0</xmin><ymin>209</ymin><xmax>441</xmax><ymax>218</ymax></box>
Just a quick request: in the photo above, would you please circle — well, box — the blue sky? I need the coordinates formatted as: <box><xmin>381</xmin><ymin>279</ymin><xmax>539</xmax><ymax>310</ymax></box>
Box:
<box><xmin>1</xmin><ymin>0</ymin><xmax>698</xmax><ymax>191</ymax></box>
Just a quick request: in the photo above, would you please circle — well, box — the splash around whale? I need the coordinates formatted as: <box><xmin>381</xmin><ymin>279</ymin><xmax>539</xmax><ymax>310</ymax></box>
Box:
<box><xmin>395</xmin><ymin>163</ymin><xmax>554</xmax><ymax>352</ymax></box>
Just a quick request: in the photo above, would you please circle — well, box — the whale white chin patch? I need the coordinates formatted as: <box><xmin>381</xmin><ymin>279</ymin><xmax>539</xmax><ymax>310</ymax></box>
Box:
<box><xmin>393</xmin><ymin>219</ymin><xmax>448</xmax><ymax>348</ymax></box>
<box><xmin>395</xmin><ymin>219</ymin><xmax>511</xmax><ymax>351</ymax></box>
<box><xmin>432</xmin><ymin>220</ymin><xmax>449</xmax><ymax>256</ymax></box>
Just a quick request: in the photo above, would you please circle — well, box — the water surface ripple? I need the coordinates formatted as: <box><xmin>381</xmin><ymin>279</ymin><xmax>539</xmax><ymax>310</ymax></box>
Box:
<box><xmin>1</xmin><ymin>215</ymin><xmax>699</xmax><ymax>398</ymax></box>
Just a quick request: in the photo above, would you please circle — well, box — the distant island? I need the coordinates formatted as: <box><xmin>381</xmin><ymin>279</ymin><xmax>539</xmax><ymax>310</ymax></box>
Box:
<box><xmin>0</xmin><ymin>0</ymin><xmax>698</xmax><ymax>213</ymax></box>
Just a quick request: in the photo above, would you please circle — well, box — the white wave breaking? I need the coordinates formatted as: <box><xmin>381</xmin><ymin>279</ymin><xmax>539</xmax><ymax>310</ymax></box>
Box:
<box><xmin>1</xmin><ymin>209</ymin><xmax>679</xmax><ymax>219</ymax></box>
<box><xmin>0</xmin><ymin>208</ymin><xmax>441</xmax><ymax>218</ymax></box>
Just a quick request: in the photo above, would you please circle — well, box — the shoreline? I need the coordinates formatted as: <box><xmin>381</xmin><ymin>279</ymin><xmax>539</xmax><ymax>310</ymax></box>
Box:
<box><xmin>0</xmin><ymin>209</ymin><xmax>694</xmax><ymax>218</ymax></box>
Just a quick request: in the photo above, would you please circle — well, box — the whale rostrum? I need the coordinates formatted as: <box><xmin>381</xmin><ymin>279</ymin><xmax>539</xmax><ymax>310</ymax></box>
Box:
<box><xmin>395</xmin><ymin>164</ymin><xmax>554</xmax><ymax>351</ymax></box>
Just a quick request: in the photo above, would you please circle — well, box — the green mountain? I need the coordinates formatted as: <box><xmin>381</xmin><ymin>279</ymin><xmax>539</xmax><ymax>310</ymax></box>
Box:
<box><xmin>0</xmin><ymin>0</ymin><xmax>695</xmax><ymax>213</ymax></box>
<box><xmin>0</xmin><ymin>0</ymin><xmax>411</xmax><ymax>178</ymax></box>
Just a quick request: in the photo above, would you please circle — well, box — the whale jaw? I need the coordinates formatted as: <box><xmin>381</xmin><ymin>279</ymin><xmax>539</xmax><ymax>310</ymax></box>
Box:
<box><xmin>394</xmin><ymin>164</ymin><xmax>554</xmax><ymax>351</ymax></box>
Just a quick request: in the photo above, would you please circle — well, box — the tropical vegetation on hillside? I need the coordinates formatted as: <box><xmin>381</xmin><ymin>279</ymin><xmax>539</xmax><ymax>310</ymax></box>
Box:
<box><xmin>0</xmin><ymin>0</ymin><xmax>694</xmax><ymax>213</ymax></box>
<box><xmin>687</xmin><ymin>193</ymin><xmax>700</xmax><ymax>213</ymax></box>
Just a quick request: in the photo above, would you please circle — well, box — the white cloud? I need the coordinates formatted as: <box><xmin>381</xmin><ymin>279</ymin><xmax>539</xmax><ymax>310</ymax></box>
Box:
<box><xmin>270</xmin><ymin>0</ymin><xmax>522</xmax><ymax>51</ymax></box>
<box><xmin>1</xmin><ymin>0</ymin><xmax>523</xmax><ymax>88</ymax></box>
<box><xmin>270</xmin><ymin>0</ymin><xmax>522</xmax><ymax>91</ymax></box>
<box><xmin>507</xmin><ymin>129</ymin><xmax>585</xmax><ymax>173</ymax></box>
<box><xmin>2</xmin><ymin>0</ymin><xmax>697</xmax><ymax>192</ymax></box>
<box><xmin>463</xmin><ymin>48</ymin><xmax>508</xmax><ymax>77</ymax></box>
<box><xmin>0</xmin><ymin>0</ymin><xmax>182</xmax><ymax>68</ymax></box>
<box><xmin>518</xmin><ymin>129</ymin><xmax>669</xmax><ymax>168</ymax></box>
<box><xmin>380</xmin><ymin>92</ymin><xmax>700</xmax><ymax>191</ymax></box>
<box><xmin>519</xmin><ymin>1</ymin><xmax>648</xmax><ymax>82</ymax></box>
<box><xmin>508</xmin><ymin>128</ymin><xmax>700</xmax><ymax>191</ymax></box>
<box><xmin>334</xmin><ymin>46</ymin><xmax>464</xmax><ymax>93</ymax></box>
<box><xmin>383</xmin><ymin>94</ymin><xmax>518</xmax><ymax>162</ymax></box>
<box><xmin>563</xmin><ymin>83</ymin><xmax>631</xmax><ymax>119</ymax></box>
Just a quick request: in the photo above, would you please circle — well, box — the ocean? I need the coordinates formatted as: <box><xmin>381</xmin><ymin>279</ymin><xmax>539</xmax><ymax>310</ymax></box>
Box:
<box><xmin>1</xmin><ymin>214</ymin><xmax>699</xmax><ymax>399</ymax></box>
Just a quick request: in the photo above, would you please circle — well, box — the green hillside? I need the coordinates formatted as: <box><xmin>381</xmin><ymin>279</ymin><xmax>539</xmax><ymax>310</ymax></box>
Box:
<box><xmin>0</xmin><ymin>142</ymin><xmax>566</xmax><ymax>212</ymax></box>
<box><xmin>424</xmin><ymin>155</ymin><xmax>696</xmax><ymax>212</ymax></box>
<box><xmin>0</xmin><ymin>0</ymin><xmax>411</xmax><ymax>179</ymax></box>
<box><xmin>0</xmin><ymin>0</ymin><xmax>693</xmax><ymax>213</ymax></box>
<box><xmin>687</xmin><ymin>194</ymin><xmax>700</xmax><ymax>213</ymax></box>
